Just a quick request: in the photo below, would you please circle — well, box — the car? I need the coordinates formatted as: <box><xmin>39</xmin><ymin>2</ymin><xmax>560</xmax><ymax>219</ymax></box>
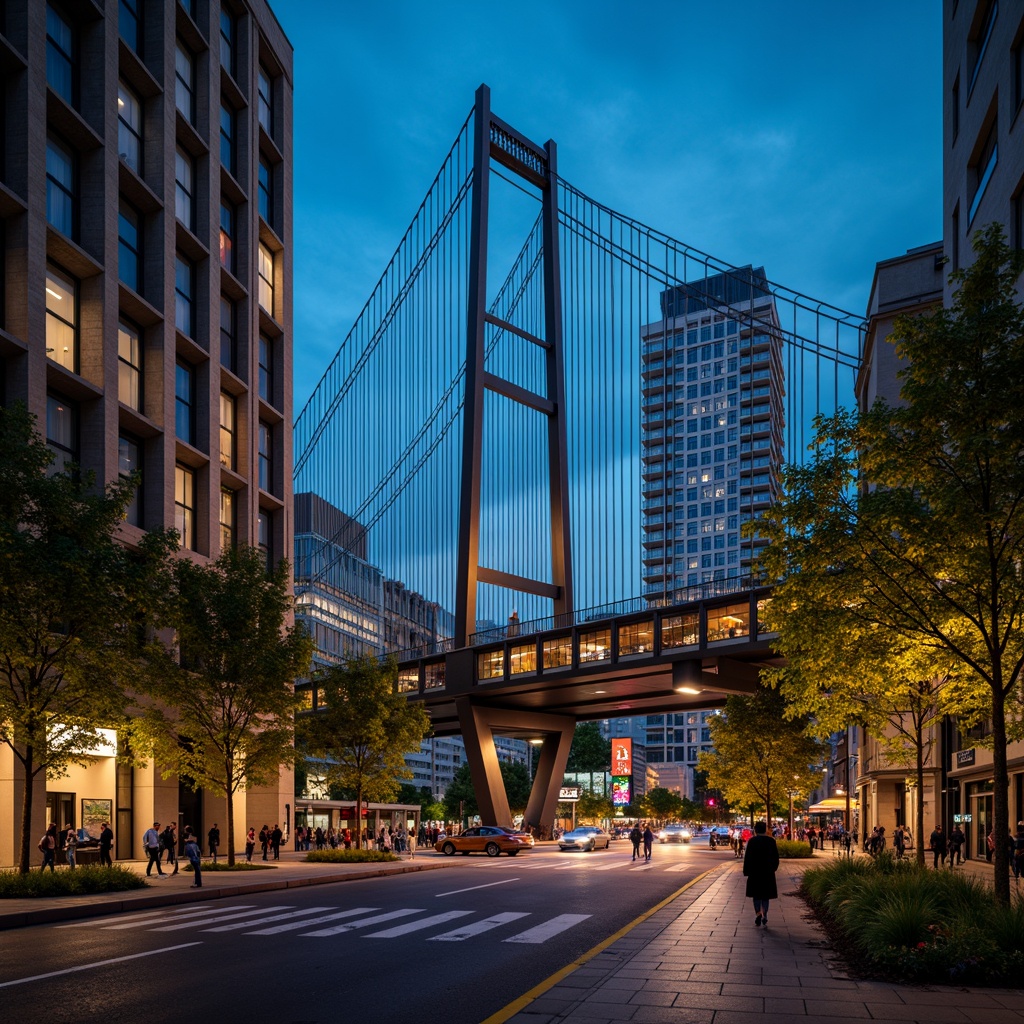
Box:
<box><xmin>435</xmin><ymin>825</ymin><xmax>525</xmax><ymax>857</ymax></box>
<box><xmin>498</xmin><ymin>826</ymin><xmax>535</xmax><ymax>848</ymax></box>
<box><xmin>557</xmin><ymin>826</ymin><xmax>611</xmax><ymax>852</ymax></box>
<box><xmin>658</xmin><ymin>825</ymin><xmax>692</xmax><ymax>844</ymax></box>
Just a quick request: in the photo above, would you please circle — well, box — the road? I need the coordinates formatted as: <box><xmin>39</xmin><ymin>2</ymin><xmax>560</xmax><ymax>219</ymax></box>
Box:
<box><xmin>0</xmin><ymin>837</ymin><xmax>731</xmax><ymax>1024</ymax></box>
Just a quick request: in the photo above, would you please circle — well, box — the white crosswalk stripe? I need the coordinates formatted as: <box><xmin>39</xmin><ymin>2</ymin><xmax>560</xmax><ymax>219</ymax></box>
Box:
<box><xmin>503</xmin><ymin>913</ymin><xmax>591</xmax><ymax>943</ymax></box>
<box><xmin>204</xmin><ymin>907</ymin><xmax>333</xmax><ymax>932</ymax></box>
<box><xmin>86</xmin><ymin>905</ymin><xmax>259</xmax><ymax>930</ymax></box>
<box><xmin>248</xmin><ymin>907</ymin><xmax>379</xmax><ymax>935</ymax></box>
<box><xmin>429</xmin><ymin>911</ymin><xmax>529</xmax><ymax>941</ymax></box>
<box><xmin>305</xmin><ymin>907</ymin><xmax>422</xmax><ymax>937</ymax></box>
<box><xmin>365</xmin><ymin>910</ymin><xmax>472</xmax><ymax>938</ymax></box>
<box><xmin>153</xmin><ymin>906</ymin><xmax>292</xmax><ymax>931</ymax></box>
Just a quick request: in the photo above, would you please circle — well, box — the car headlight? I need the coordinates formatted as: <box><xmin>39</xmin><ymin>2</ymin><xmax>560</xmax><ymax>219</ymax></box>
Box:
<box><xmin>658</xmin><ymin>830</ymin><xmax>667</xmax><ymax>838</ymax></box>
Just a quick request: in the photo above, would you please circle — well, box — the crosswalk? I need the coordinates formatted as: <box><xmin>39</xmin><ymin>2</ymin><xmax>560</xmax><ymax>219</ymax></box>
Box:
<box><xmin>57</xmin><ymin>903</ymin><xmax>592</xmax><ymax>945</ymax></box>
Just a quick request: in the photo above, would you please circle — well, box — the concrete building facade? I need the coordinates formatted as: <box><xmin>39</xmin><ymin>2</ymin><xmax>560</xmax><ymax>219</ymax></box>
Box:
<box><xmin>0</xmin><ymin>0</ymin><xmax>294</xmax><ymax>865</ymax></box>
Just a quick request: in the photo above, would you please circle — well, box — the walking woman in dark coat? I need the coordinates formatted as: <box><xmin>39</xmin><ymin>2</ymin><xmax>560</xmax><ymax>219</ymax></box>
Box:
<box><xmin>742</xmin><ymin>821</ymin><xmax>780</xmax><ymax>928</ymax></box>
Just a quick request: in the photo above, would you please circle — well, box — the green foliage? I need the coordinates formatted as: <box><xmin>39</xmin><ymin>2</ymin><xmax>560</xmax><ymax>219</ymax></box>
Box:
<box><xmin>643</xmin><ymin>786</ymin><xmax>683</xmax><ymax>820</ymax></box>
<box><xmin>576</xmin><ymin>789</ymin><xmax>613</xmax><ymax>823</ymax></box>
<box><xmin>305</xmin><ymin>848</ymin><xmax>399</xmax><ymax>864</ymax></box>
<box><xmin>0</xmin><ymin>403</ymin><xmax>178</xmax><ymax>872</ymax></box>
<box><xmin>442</xmin><ymin>759</ymin><xmax>533</xmax><ymax>820</ymax></box>
<box><xmin>801</xmin><ymin>855</ymin><xmax>1024</xmax><ymax>983</ymax></box>
<box><xmin>143</xmin><ymin>546</ymin><xmax>313</xmax><ymax>865</ymax></box>
<box><xmin>775</xmin><ymin>839</ymin><xmax>814</xmax><ymax>858</ymax></box>
<box><xmin>566</xmin><ymin>723</ymin><xmax>610</xmax><ymax>773</ymax></box>
<box><xmin>296</xmin><ymin>655</ymin><xmax>430</xmax><ymax>847</ymax></box>
<box><xmin>696</xmin><ymin>688</ymin><xmax>827</xmax><ymax>822</ymax></box>
<box><xmin>0</xmin><ymin>865</ymin><xmax>146</xmax><ymax>898</ymax></box>
<box><xmin>758</xmin><ymin>226</ymin><xmax>1024</xmax><ymax>902</ymax></box>
<box><xmin>423</xmin><ymin>801</ymin><xmax>447</xmax><ymax>823</ymax></box>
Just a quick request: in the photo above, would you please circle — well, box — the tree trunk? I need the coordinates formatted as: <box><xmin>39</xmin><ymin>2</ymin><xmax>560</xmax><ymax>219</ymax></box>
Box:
<box><xmin>915</xmin><ymin>733</ymin><xmax>926</xmax><ymax>868</ymax></box>
<box><xmin>355</xmin><ymin>781</ymin><xmax>363</xmax><ymax>849</ymax></box>
<box><xmin>18</xmin><ymin>745</ymin><xmax>35</xmax><ymax>874</ymax></box>
<box><xmin>990</xmin><ymin>685</ymin><xmax>1011</xmax><ymax>905</ymax></box>
<box><xmin>225</xmin><ymin>764</ymin><xmax>236</xmax><ymax>867</ymax></box>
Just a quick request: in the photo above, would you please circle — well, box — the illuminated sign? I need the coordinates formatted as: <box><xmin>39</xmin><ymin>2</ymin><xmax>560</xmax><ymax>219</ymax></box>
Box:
<box><xmin>559</xmin><ymin>786</ymin><xmax>581</xmax><ymax>801</ymax></box>
<box><xmin>611</xmin><ymin>777</ymin><xmax>631</xmax><ymax>807</ymax></box>
<box><xmin>611</xmin><ymin>737</ymin><xmax>632</xmax><ymax>777</ymax></box>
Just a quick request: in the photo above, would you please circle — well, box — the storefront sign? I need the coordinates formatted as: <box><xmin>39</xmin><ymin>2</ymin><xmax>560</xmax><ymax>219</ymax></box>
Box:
<box><xmin>954</xmin><ymin>813</ymin><xmax>973</xmax><ymax>823</ymax></box>
<box><xmin>559</xmin><ymin>786</ymin><xmax>581</xmax><ymax>801</ymax></box>
<box><xmin>956</xmin><ymin>748</ymin><xmax>976</xmax><ymax>768</ymax></box>
<box><xmin>611</xmin><ymin>737</ymin><xmax>632</xmax><ymax>777</ymax></box>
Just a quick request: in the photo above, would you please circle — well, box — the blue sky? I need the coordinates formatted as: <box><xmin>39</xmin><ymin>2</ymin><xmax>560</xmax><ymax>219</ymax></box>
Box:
<box><xmin>278</xmin><ymin>2</ymin><xmax>941</xmax><ymax>411</ymax></box>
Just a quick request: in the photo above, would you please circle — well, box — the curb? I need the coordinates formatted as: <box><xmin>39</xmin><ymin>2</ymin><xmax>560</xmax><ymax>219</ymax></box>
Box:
<box><xmin>0</xmin><ymin>858</ymin><xmax>451</xmax><ymax>931</ymax></box>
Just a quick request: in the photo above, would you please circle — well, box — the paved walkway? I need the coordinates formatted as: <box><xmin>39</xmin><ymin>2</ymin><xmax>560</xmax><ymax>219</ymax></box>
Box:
<box><xmin>497</xmin><ymin>858</ymin><xmax>1024</xmax><ymax>1024</ymax></box>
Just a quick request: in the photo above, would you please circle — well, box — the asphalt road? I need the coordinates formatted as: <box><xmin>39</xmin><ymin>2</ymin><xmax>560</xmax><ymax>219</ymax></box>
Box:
<box><xmin>0</xmin><ymin>838</ymin><xmax>730</xmax><ymax>1024</ymax></box>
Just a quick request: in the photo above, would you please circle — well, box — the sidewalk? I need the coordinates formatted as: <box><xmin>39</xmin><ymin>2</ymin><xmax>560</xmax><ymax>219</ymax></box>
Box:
<box><xmin>0</xmin><ymin>848</ymin><xmax>451</xmax><ymax>930</ymax></box>
<box><xmin>497</xmin><ymin>859</ymin><xmax>1024</xmax><ymax>1024</ymax></box>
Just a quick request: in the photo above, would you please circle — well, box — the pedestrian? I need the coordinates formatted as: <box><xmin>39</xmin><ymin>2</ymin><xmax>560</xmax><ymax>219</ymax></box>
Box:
<box><xmin>629</xmin><ymin>823</ymin><xmax>642</xmax><ymax>861</ymax></box>
<box><xmin>986</xmin><ymin>828</ymin><xmax>996</xmax><ymax>863</ymax></box>
<box><xmin>63</xmin><ymin>824</ymin><xmax>77</xmax><ymax>869</ymax></box>
<box><xmin>142</xmin><ymin>821</ymin><xmax>165</xmax><ymax>876</ymax></box>
<box><xmin>949</xmin><ymin>824</ymin><xmax>965</xmax><ymax>866</ymax></box>
<box><xmin>184</xmin><ymin>827</ymin><xmax>202</xmax><ymax>887</ymax></box>
<box><xmin>642</xmin><ymin>823</ymin><xmax>654</xmax><ymax>862</ymax></box>
<box><xmin>38</xmin><ymin>823</ymin><xmax>57</xmax><ymax>871</ymax></box>
<box><xmin>161</xmin><ymin>823</ymin><xmax>179</xmax><ymax>874</ymax></box>
<box><xmin>207</xmin><ymin>823</ymin><xmax>220</xmax><ymax>863</ymax></box>
<box><xmin>245</xmin><ymin>827</ymin><xmax>256</xmax><ymax>863</ymax></box>
<box><xmin>929</xmin><ymin>824</ymin><xmax>947</xmax><ymax>870</ymax></box>
<box><xmin>259</xmin><ymin>824</ymin><xmax>270</xmax><ymax>861</ymax></box>
<box><xmin>894</xmin><ymin>824</ymin><xmax>906</xmax><ymax>859</ymax></box>
<box><xmin>271</xmin><ymin>823</ymin><xmax>282</xmax><ymax>859</ymax></box>
<box><xmin>742</xmin><ymin>821</ymin><xmax>780</xmax><ymax>928</ymax></box>
<box><xmin>99</xmin><ymin>821</ymin><xmax>114</xmax><ymax>868</ymax></box>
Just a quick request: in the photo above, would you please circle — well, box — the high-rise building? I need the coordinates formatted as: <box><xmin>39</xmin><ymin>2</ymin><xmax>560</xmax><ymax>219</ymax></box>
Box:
<box><xmin>0</xmin><ymin>0</ymin><xmax>293</xmax><ymax>866</ymax></box>
<box><xmin>639</xmin><ymin>268</ymin><xmax>784</xmax><ymax>794</ymax></box>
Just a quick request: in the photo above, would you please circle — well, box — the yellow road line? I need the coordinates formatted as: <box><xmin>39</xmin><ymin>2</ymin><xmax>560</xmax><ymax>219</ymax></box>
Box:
<box><xmin>480</xmin><ymin>866</ymin><xmax>723</xmax><ymax>1024</ymax></box>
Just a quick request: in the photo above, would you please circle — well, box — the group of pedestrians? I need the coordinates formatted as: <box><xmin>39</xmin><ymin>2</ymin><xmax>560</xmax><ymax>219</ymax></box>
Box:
<box><xmin>38</xmin><ymin>821</ymin><xmax>114</xmax><ymax>870</ymax></box>
<box><xmin>628</xmin><ymin>823</ymin><xmax>654</xmax><ymax>861</ymax></box>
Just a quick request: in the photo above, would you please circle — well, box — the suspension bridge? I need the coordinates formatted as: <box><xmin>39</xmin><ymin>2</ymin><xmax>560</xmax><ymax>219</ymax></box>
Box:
<box><xmin>293</xmin><ymin>85</ymin><xmax>864</xmax><ymax>829</ymax></box>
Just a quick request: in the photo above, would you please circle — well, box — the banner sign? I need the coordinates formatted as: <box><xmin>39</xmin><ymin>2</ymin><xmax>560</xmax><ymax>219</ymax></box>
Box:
<box><xmin>559</xmin><ymin>786</ymin><xmax>581</xmax><ymax>801</ymax></box>
<box><xmin>611</xmin><ymin>777</ymin><xmax>631</xmax><ymax>807</ymax></box>
<box><xmin>611</xmin><ymin>737</ymin><xmax>633</xmax><ymax>777</ymax></box>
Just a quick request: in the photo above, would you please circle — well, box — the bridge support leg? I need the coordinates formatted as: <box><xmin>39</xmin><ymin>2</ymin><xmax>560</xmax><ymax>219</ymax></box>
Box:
<box><xmin>455</xmin><ymin>700</ymin><xmax>575</xmax><ymax>832</ymax></box>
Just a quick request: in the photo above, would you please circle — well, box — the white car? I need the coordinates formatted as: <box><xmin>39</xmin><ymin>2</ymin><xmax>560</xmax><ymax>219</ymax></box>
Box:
<box><xmin>557</xmin><ymin>826</ymin><xmax>611</xmax><ymax>851</ymax></box>
<box><xmin>658</xmin><ymin>825</ymin><xmax>692</xmax><ymax>844</ymax></box>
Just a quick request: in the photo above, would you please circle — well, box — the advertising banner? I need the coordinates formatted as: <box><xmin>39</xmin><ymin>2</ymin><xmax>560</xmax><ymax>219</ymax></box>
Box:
<box><xmin>611</xmin><ymin>777</ymin><xmax>631</xmax><ymax>807</ymax></box>
<box><xmin>611</xmin><ymin>737</ymin><xmax>632</xmax><ymax>777</ymax></box>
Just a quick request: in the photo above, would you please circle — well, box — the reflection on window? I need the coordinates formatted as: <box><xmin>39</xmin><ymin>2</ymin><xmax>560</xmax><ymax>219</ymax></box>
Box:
<box><xmin>175</xmin><ymin>255</ymin><xmax>193</xmax><ymax>336</ymax></box>
<box><xmin>258</xmin><ymin>244</ymin><xmax>274</xmax><ymax>313</ymax></box>
<box><xmin>220</xmin><ymin>296</ymin><xmax>235</xmax><ymax>372</ymax></box>
<box><xmin>117</xmin><ymin>81</ymin><xmax>142</xmax><ymax>173</ymax></box>
<box><xmin>477</xmin><ymin>649</ymin><xmax>504</xmax><ymax>680</ymax></box>
<box><xmin>258</xmin><ymin>157</ymin><xmax>272</xmax><ymax>223</ymax></box>
<box><xmin>258</xmin><ymin>421</ymin><xmax>272</xmax><ymax>491</ymax></box>
<box><xmin>424</xmin><ymin>663</ymin><xmax>446</xmax><ymax>689</ymax></box>
<box><xmin>258</xmin><ymin>65</ymin><xmax>272</xmax><ymax>133</ymax></box>
<box><xmin>46</xmin><ymin>135</ymin><xmax>75</xmax><ymax>236</ymax></box>
<box><xmin>175</xmin><ymin>44</ymin><xmax>194</xmax><ymax>122</ymax></box>
<box><xmin>509</xmin><ymin>644</ymin><xmax>536</xmax><ymax>675</ymax></box>
<box><xmin>118</xmin><ymin>201</ymin><xmax>141</xmax><ymax>292</ymax></box>
<box><xmin>706</xmin><ymin>602</ymin><xmax>749</xmax><ymax>642</ymax></box>
<box><xmin>175</xmin><ymin>147</ymin><xmax>193</xmax><ymax>228</ymax></box>
<box><xmin>579</xmin><ymin>629</ymin><xmax>611</xmax><ymax>663</ymax></box>
<box><xmin>46</xmin><ymin>4</ymin><xmax>74</xmax><ymax>105</ymax></box>
<box><xmin>662</xmin><ymin>612</ymin><xmax>699</xmax><ymax>649</ymax></box>
<box><xmin>118</xmin><ymin>320</ymin><xmax>142</xmax><ymax>410</ymax></box>
<box><xmin>542</xmin><ymin>636</ymin><xmax>572</xmax><ymax>669</ymax></box>
<box><xmin>119</xmin><ymin>0</ymin><xmax>140</xmax><ymax>53</ymax></box>
<box><xmin>619</xmin><ymin>620</ymin><xmax>654</xmax><ymax>656</ymax></box>
<box><xmin>258</xmin><ymin>334</ymin><xmax>272</xmax><ymax>402</ymax></box>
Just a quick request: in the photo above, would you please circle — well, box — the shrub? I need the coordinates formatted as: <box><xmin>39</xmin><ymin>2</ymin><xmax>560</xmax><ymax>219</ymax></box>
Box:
<box><xmin>776</xmin><ymin>840</ymin><xmax>814</xmax><ymax>858</ymax></box>
<box><xmin>0</xmin><ymin>865</ymin><xmax>146</xmax><ymax>898</ymax></box>
<box><xmin>305</xmin><ymin>848</ymin><xmax>399</xmax><ymax>864</ymax></box>
<box><xmin>182</xmin><ymin>861</ymin><xmax>272</xmax><ymax>872</ymax></box>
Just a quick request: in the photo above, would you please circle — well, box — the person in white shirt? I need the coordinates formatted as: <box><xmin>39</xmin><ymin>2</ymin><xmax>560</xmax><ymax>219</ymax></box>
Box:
<box><xmin>142</xmin><ymin>822</ymin><xmax>165</xmax><ymax>876</ymax></box>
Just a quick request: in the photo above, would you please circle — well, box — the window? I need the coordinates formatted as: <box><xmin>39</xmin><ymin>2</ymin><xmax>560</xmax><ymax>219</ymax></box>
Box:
<box><xmin>258</xmin><ymin>157</ymin><xmax>271</xmax><ymax>222</ymax></box>
<box><xmin>219</xmin><ymin>392</ymin><xmax>234</xmax><ymax>469</ymax></box>
<box><xmin>46</xmin><ymin>4</ymin><xmax>74</xmax><ymax>105</ymax></box>
<box><xmin>257</xmin><ymin>244</ymin><xmax>273</xmax><ymax>313</ymax></box>
<box><xmin>258</xmin><ymin>421</ymin><xmax>271</xmax><ymax>491</ymax></box>
<box><xmin>969</xmin><ymin>118</ymin><xmax>998</xmax><ymax>225</ymax></box>
<box><xmin>118</xmin><ymin>201</ymin><xmax>141</xmax><ymax>292</ymax></box>
<box><xmin>174</xmin><ymin>255</ymin><xmax>193</xmax><ymax>336</ymax></box>
<box><xmin>219</xmin><ymin>104</ymin><xmax>234</xmax><ymax>174</ymax></box>
<box><xmin>968</xmin><ymin>1</ymin><xmax>998</xmax><ymax>98</ymax></box>
<box><xmin>175</xmin><ymin>44</ymin><xmax>194</xmax><ymax>122</ymax></box>
<box><xmin>45</xmin><ymin>266</ymin><xmax>76</xmax><ymax>371</ymax></box>
<box><xmin>220</xmin><ymin>296</ymin><xmax>235</xmax><ymax>372</ymax></box>
<box><xmin>46</xmin><ymin>393</ymin><xmax>77</xmax><ymax>473</ymax></box>
<box><xmin>952</xmin><ymin>73</ymin><xmax>960</xmax><ymax>142</ymax></box>
<box><xmin>219</xmin><ymin>201</ymin><xmax>234</xmax><ymax>271</ymax></box>
<box><xmin>174</xmin><ymin>147</ymin><xmax>193</xmax><ymax>229</ymax></box>
<box><xmin>118</xmin><ymin>320</ymin><xmax>142</xmax><ymax>410</ymax></box>
<box><xmin>175</xmin><ymin>361</ymin><xmax>194</xmax><ymax>444</ymax></box>
<box><xmin>175</xmin><ymin>464</ymin><xmax>195</xmax><ymax>550</ymax></box>
<box><xmin>118</xmin><ymin>434</ymin><xmax>142</xmax><ymax>527</ymax></box>
<box><xmin>119</xmin><ymin>0</ymin><xmax>140</xmax><ymax>54</ymax></box>
<box><xmin>219</xmin><ymin>487</ymin><xmax>234</xmax><ymax>551</ymax></box>
<box><xmin>117</xmin><ymin>81</ymin><xmax>142</xmax><ymax>173</ymax></box>
<box><xmin>258</xmin><ymin>334</ymin><xmax>272</xmax><ymax>401</ymax></box>
<box><xmin>257</xmin><ymin>510</ymin><xmax>271</xmax><ymax>567</ymax></box>
<box><xmin>258</xmin><ymin>65</ymin><xmax>272</xmax><ymax>133</ymax></box>
<box><xmin>219</xmin><ymin>8</ymin><xmax>235</xmax><ymax>77</ymax></box>
<box><xmin>46</xmin><ymin>135</ymin><xmax>75</xmax><ymax>237</ymax></box>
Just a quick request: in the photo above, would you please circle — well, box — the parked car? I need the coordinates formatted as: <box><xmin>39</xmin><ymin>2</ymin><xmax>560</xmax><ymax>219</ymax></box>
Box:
<box><xmin>658</xmin><ymin>825</ymin><xmax>692</xmax><ymax>844</ymax></box>
<box><xmin>557</xmin><ymin>826</ymin><xmax>611</xmax><ymax>852</ymax></box>
<box><xmin>498</xmin><ymin>826</ymin><xmax>535</xmax><ymax>848</ymax></box>
<box><xmin>435</xmin><ymin>825</ymin><xmax>526</xmax><ymax>857</ymax></box>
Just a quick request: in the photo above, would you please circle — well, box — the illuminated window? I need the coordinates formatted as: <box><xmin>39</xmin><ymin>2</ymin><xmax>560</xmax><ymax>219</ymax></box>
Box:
<box><xmin>257</xmin><ymin>244</ymin><xmax>274</xmax><ymax>313</ymax></box>
<box><xmin>477</xmin><ymin>649</ymin><xmax>504</xmax><ymax>680</ymax></box>
<box><xmin>618</xmin><ymin>620</ymin><xmax>654</xmax><ymax>656</ymax></box>
<box><xmin>175</xmin><ymin>464</ymin><xmax>195</xmax><ymax>550</ymax></box>
<box><xmin>219</xmin><ymin>392</ymin><xmax>234</xmax><ymax>469</ymax></box>
<box><xmin>542</xmin><ymin>636</ymin><xmax>572</xmax><ymax>669</ymax></box>
<box><xmin>219</xmin><ymin>487</ymin><xmax>234</xmax><ymax>551</ymax></box>
<box><xmin>45</xmin><ymin>266</ymin><xmax>76</xmax><ymax>371</ymax></box>
<box><xmin>509</xmin><ymin>644</ymin><xmax>536</xmax><ymax>675</ymax></box>
<box><xmin>706</xmin><ymin>603</ymin><xmax>749</xmax><ymax>642</ymax></box>
<box><xmin>579</xmin><ymin>629</ymin><xmax>611</xmax><ymax>663</ymax></box>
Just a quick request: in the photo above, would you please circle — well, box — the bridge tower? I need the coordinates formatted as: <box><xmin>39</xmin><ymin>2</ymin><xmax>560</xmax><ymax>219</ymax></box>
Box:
<box><xmin>454</xmin><ymin>85</ymin><xmax>577</xmax><ymax>830</ymax></box>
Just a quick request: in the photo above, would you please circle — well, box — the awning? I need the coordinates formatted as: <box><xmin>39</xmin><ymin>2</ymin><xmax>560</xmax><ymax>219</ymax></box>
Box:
<box><xmin>807</xmin><ymin>797</ymin><xmax>858</xmax><ymax>813</ymax></box>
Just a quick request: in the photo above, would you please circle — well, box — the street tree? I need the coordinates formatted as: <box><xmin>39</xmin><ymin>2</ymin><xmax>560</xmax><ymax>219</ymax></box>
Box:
<box><xmin>566</xmin><ymin>722</ymin><xmax>611</xmax><ymax>793</ymax></box>
<box><xmin>697</xmin><ymin>689</ymin><xmax>827</xmax><ymax>826</ymax></box>
<box><xmin>147</xmin><ymin>546</ymin><xmax>313</xmax><ymax>865</ymax></box>
<box><xmin>297</xmin><ymin>654</ymin><xmax>429</xmax><ymax>848</ymax></box>
<box><xmin>576</xmin><ymin>789</ymin><xmax>613</xmax><ymax>824</ymax></box>
<box><xmin>442</xmin><ymin>759</ymin><xmax>533</xmax><ymax>821</ymax></box>
<box><xmin>756</xmin><ymin>226</ymin><xmax>1024</xmax><ymax>900</ymax></box>
<box><xmin>643</xmin><ymin>786</ymin><xmax>683</xmax><ymax>821</ymax></box>
<box><xmin>0</xmin><ymin>403</ymin><xmax>175</xmax><ymax>872</ymax></box>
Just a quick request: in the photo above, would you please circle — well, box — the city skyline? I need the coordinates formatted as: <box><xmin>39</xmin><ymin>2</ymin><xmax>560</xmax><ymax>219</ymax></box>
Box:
<box><xmin>278</xmin><ymin>2</ymin><xmax>941</xmax><ymax>411</ymax></box>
